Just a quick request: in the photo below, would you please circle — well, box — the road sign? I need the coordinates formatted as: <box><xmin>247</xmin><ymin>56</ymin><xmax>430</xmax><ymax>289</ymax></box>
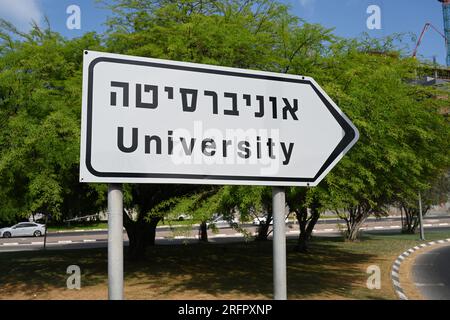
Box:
<box><xmin>80</xmin><ymin>50</ymin><xmax>359</xmax><ymax>186</ymax></box>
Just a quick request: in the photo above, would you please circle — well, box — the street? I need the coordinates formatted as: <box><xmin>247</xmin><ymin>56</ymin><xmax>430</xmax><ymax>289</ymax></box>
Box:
<box><xmin>413</xmin><ymin>244</ymin><xmax>450</xmax><ymax>300</ymax></box>
<box><xmin>1</xmin><ymin>215</ymin><xmax>449</xmax><ymax>252</ymax></box>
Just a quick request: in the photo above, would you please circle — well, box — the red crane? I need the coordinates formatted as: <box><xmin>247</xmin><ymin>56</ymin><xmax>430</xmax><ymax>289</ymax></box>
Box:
<box><xmin>412</xmin><ymin>23</ymin><xmax>448</xmax><ymax>58</ymax></box>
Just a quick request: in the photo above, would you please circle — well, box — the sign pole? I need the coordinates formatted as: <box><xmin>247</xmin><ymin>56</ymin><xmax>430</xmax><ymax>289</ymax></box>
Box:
<box><xmin>108</xmin><ymin>183</ymin><xmax>124</xmax><ymax>300</ymax></box>
<box><xmin>272</xmin><ymin>186</ymin><xmax>287</xmax><ymax>300</ymax></box>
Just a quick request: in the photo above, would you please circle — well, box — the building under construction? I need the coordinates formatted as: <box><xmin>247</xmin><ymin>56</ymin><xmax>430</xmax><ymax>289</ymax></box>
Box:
<box><xmin>414</xmin><ymin>1</ymin><xmax>450</xmax><ymax>86</ymax></box>
<box><xmin>414</xmin><ymin>1</ymin><xmax>450</xmax><ymax>117</ymax></box>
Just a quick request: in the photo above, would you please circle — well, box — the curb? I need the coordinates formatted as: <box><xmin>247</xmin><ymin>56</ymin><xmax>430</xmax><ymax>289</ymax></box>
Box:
<box><xmin>391</xmin><ymin>238</ymin><xmax>450</xmax><ymax>300</ymax></box>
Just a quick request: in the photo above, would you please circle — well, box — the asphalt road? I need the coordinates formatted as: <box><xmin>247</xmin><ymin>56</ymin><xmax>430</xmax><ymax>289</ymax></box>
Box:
<box><xmin>1</xmin><ymin>215</ymin><xmax>449</xmax><ymax>252</ymax></box>
<box><xmin>413</xmin><ymin>244</ymin><xmax>450</xmax><ymax>300</ymax></box>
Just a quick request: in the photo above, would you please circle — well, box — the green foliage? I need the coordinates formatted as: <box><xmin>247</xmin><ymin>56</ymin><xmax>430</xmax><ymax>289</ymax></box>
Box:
<box><xmin>102</xmin><ymin>0</ymin><xmax>332</xmax><ymax>73</ymax></box>
<box><xmin>0</xmin><ymin>0</ymin><xmax>448</xmax><ymax>237</ymax></box>
<box><xmin>304</xmin><ymin>37</ymin><xmax>450</xmax><ymax>239</ymax></box>
<box><xmin>0</xmin><ymin>22</ymin><xmax>104</xmax><ymax>222</ymax></box>
<box><xmin>100</xmin><ymin>0</ymin><xmax>334</xmax><ymax>226</ymax></box>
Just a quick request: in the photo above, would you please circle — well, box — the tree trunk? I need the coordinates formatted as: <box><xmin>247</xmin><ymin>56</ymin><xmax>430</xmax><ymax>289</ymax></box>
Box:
<box><xmin>295</xmin><ymin>207</ymin><xmax>308</xmax><ymax>252</ymax></box>
<box><xmin>296</xmin><ymin>203</ymin><xmax>321</xmax><ymax>252</ymax></box>
<box><xmin>123</xmin><ymin>210</ymin><xmax>160</xmax><ymax>261</ymax></box>
<box><xmin>347</xmin><ymin>221</ymin><xmax>363</xmax><ymax>241</ymax></box>
<box><xmin>256</xmin><ymin>220</ymin><xmax>271</xmax><ymax>241</ymax></box>
<box><xmin>296</xmin><ymin>229</ymin><xmax>308</xmax><ymax>252</ymax></box>
<box><xmin>401</xmin><ymin>205</ymin><xmax>423</xmax><ymax>234</ymax></box>
<box><xmin>345</xmin><ymin>205</ymin><xmax>370</xmax><ymax>241</ymax></box>
<box><xmin>199</xmin><ymin>221</ymin><xmax>208</xmax><ymax>242</ymax></box>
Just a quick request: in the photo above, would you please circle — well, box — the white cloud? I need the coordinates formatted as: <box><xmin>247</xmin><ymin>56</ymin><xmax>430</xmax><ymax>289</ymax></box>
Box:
<box><xmin>0</xmin><ymin>0</ymin><xmax>43</xmax><ymax>30</ymax></box>
<box><xmin>299</xmin><ymin>0</ymin><xmax>316</xmax><ymax>7</ymax></box>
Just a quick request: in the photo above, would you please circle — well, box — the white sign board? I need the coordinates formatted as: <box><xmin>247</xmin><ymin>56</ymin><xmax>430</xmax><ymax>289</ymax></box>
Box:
<box><xmin>80</xmin><ymin>51</ymin><xmax>359</xmax><ymax>186</ymax></box>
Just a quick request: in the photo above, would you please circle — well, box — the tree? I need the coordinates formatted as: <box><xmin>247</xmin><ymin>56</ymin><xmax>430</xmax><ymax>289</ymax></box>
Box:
<box><xmin>218</xmin><ymin>185</ymin><xmax>274</xmax><ymax>241</ymax></box>
<box><xmin>122</xmin><ymin>183</ymin><xmax>202</xmax><ymax>260</ymax></box>
<box><xmin>99</xmin><ymin>0</ymin><xmax>290</xmax><ymax>256</ymax></box>
<box><xmin>310</xmin><ymin>38</ymin><xmax>450</xmax><ymax>241</ymax></box>
<box><xmin>286</xmin><ymin>187</ymin><xmax>321</xmax><ymax>252</ymax></box>
<box><xmin>99</xmin><ymin>0</ymin><xmax>334</xmax><ymax>254</ymax></box>
<box><xmin>0</xmin><ymin>20</ymin><xmax>105</xmax><ymax>225</ymax></box>
<box><xmin>157</xmin><ymin>186</ymin><xmax>225</xmax><ymax>243</ymax></box>
<box><xmin>400</xmin><ymin>173</ymin><xmax>450</xmax><ymax>234</ymax></box>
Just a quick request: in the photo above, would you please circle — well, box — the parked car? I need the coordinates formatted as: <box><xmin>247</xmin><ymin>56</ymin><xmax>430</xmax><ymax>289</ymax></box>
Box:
<box><xmin>207</xmin><ymin>214</ymin><xmax>239</xmax><ymax>228</ymax></box>
<box><xmin>253</xmin><ymin>215</ymin><xmax>289</xmax><ymax>226</ymax></box>
<box><xmin>0</xmin><ymin>222</ymin><xmax>46</xmax><ymax>238</ymax></box>
<box><xmin>176</xmin><ymin>213</ymin><xmax>192</xmax><ymax>221</ymax></box>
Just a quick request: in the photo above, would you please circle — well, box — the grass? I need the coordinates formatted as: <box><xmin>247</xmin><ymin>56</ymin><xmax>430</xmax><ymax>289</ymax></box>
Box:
<box><xmin>1</xmin><ymin>230</ymin><xmax>449</xmax><ymax>300</ymax></box>
<box><xmin>47</xmin><ymin>222</ymin><xmax>108</xmax><ymax>232</ymax></box>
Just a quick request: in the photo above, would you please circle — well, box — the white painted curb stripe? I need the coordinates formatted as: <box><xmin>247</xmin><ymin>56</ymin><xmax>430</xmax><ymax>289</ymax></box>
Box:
<box><xmin>3</xmin><ymin>242</ymin><xmax>19</xmax><ymax>246</ymax></box>
<box><xmin>415</xmin><ymin>283</ymin><xmax>445</xmax><ymax>287</ymax></box>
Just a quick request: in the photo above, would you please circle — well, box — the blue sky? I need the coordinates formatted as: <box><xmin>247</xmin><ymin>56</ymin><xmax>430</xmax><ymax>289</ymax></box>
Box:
<box><xmin>0</xmin><ymin>0</ymin><xmax>447</xmax><ymax>65</ymax></box>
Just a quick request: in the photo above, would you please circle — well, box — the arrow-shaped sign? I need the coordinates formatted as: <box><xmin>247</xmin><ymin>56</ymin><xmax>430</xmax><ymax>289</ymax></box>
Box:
<box><xmin>80</xmin><ymin>51</ymin><xmax>359</xmax><ymax>186</ymax></box>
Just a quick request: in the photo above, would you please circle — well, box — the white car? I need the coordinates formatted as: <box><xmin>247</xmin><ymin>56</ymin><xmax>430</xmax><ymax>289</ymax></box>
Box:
<box><xmin>0</xmin><ymin>222</ymin><xmax>46</xmax><ymax>238</ymax></box>
<box><xmin>207</xmin><ymin>214</ymin><xmax>239</xmax><ymax>227</ymax></box>
<box><xmin>253</xmin><ymin>215</ymin><xmax>289</xmax><ymax>225</ymax></box>
<box><xmin>175</xmin><ymin>213</ymin><xmax>192</xmax><ymax>221</ymax></box>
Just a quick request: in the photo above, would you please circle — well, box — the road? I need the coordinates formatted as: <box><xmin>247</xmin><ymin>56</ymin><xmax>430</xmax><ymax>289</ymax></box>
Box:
<box><xmin>1</xmin><ymin>215</ymin><xmax>450</xmax><ymax>252</ymax></box>
<box><xmin>412</xmin><ymin>244</ymin><xmax>450</xmax><ymax>300</ymax></box>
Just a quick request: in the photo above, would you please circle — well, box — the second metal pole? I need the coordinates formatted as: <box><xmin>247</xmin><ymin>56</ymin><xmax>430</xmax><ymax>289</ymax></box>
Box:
<box><xmin>272</xmin><ymin>186</ymin><xmax>287</xmax><ymax>300</ymax></box>
<box><xmin>108</xmin><ymin>183</ymin><xmax>124</xmax><ymax>300</ymax></box>
<box><xmin>418</xmin><ymin>191</ymin><xmax>425</xmax><ymax>241</ymax></box>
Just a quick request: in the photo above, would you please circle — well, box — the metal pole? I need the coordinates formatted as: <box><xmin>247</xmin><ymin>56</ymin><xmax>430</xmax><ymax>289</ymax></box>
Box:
<box><xmin>108</xmin><ymin>183</ymin><xmax>124</xmax><ymax>300</ymax></box>
<box><xmin>433</xmin><ymin>56</ymin><xmax>438</xmax><ymax>81</ymax></box>
<box><xmin>272</xmin><ymin>186</ymin><xmax>287</xmax><ymax>300</ymax></box>
<box><xmin>418</xmin><ymin>191</ymin><xmax>425</xmax><ymax>241</ymax></box>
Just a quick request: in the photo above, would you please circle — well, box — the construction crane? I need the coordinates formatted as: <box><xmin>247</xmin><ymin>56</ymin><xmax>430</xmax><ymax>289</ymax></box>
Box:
<box><xmin>412</xmin><ymin>22</ymin><xmax>448</xmax><ymax>60</ymax></box>
<box><xmin>439</xmin><ymin>0</ymin><xmax>450</xmax><ymax>66</ymax></box>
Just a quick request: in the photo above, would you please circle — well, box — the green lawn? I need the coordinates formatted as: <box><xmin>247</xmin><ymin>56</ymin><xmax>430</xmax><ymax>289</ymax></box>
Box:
<box><xmin>1</xmin><ymin>230</ymin><xmax>449</xmax><ymax>300</ymax></box>
<box><xmin>47</xmin><ymin>222</ymin><xmax>108</xmax><ymax>232</ymax></box>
